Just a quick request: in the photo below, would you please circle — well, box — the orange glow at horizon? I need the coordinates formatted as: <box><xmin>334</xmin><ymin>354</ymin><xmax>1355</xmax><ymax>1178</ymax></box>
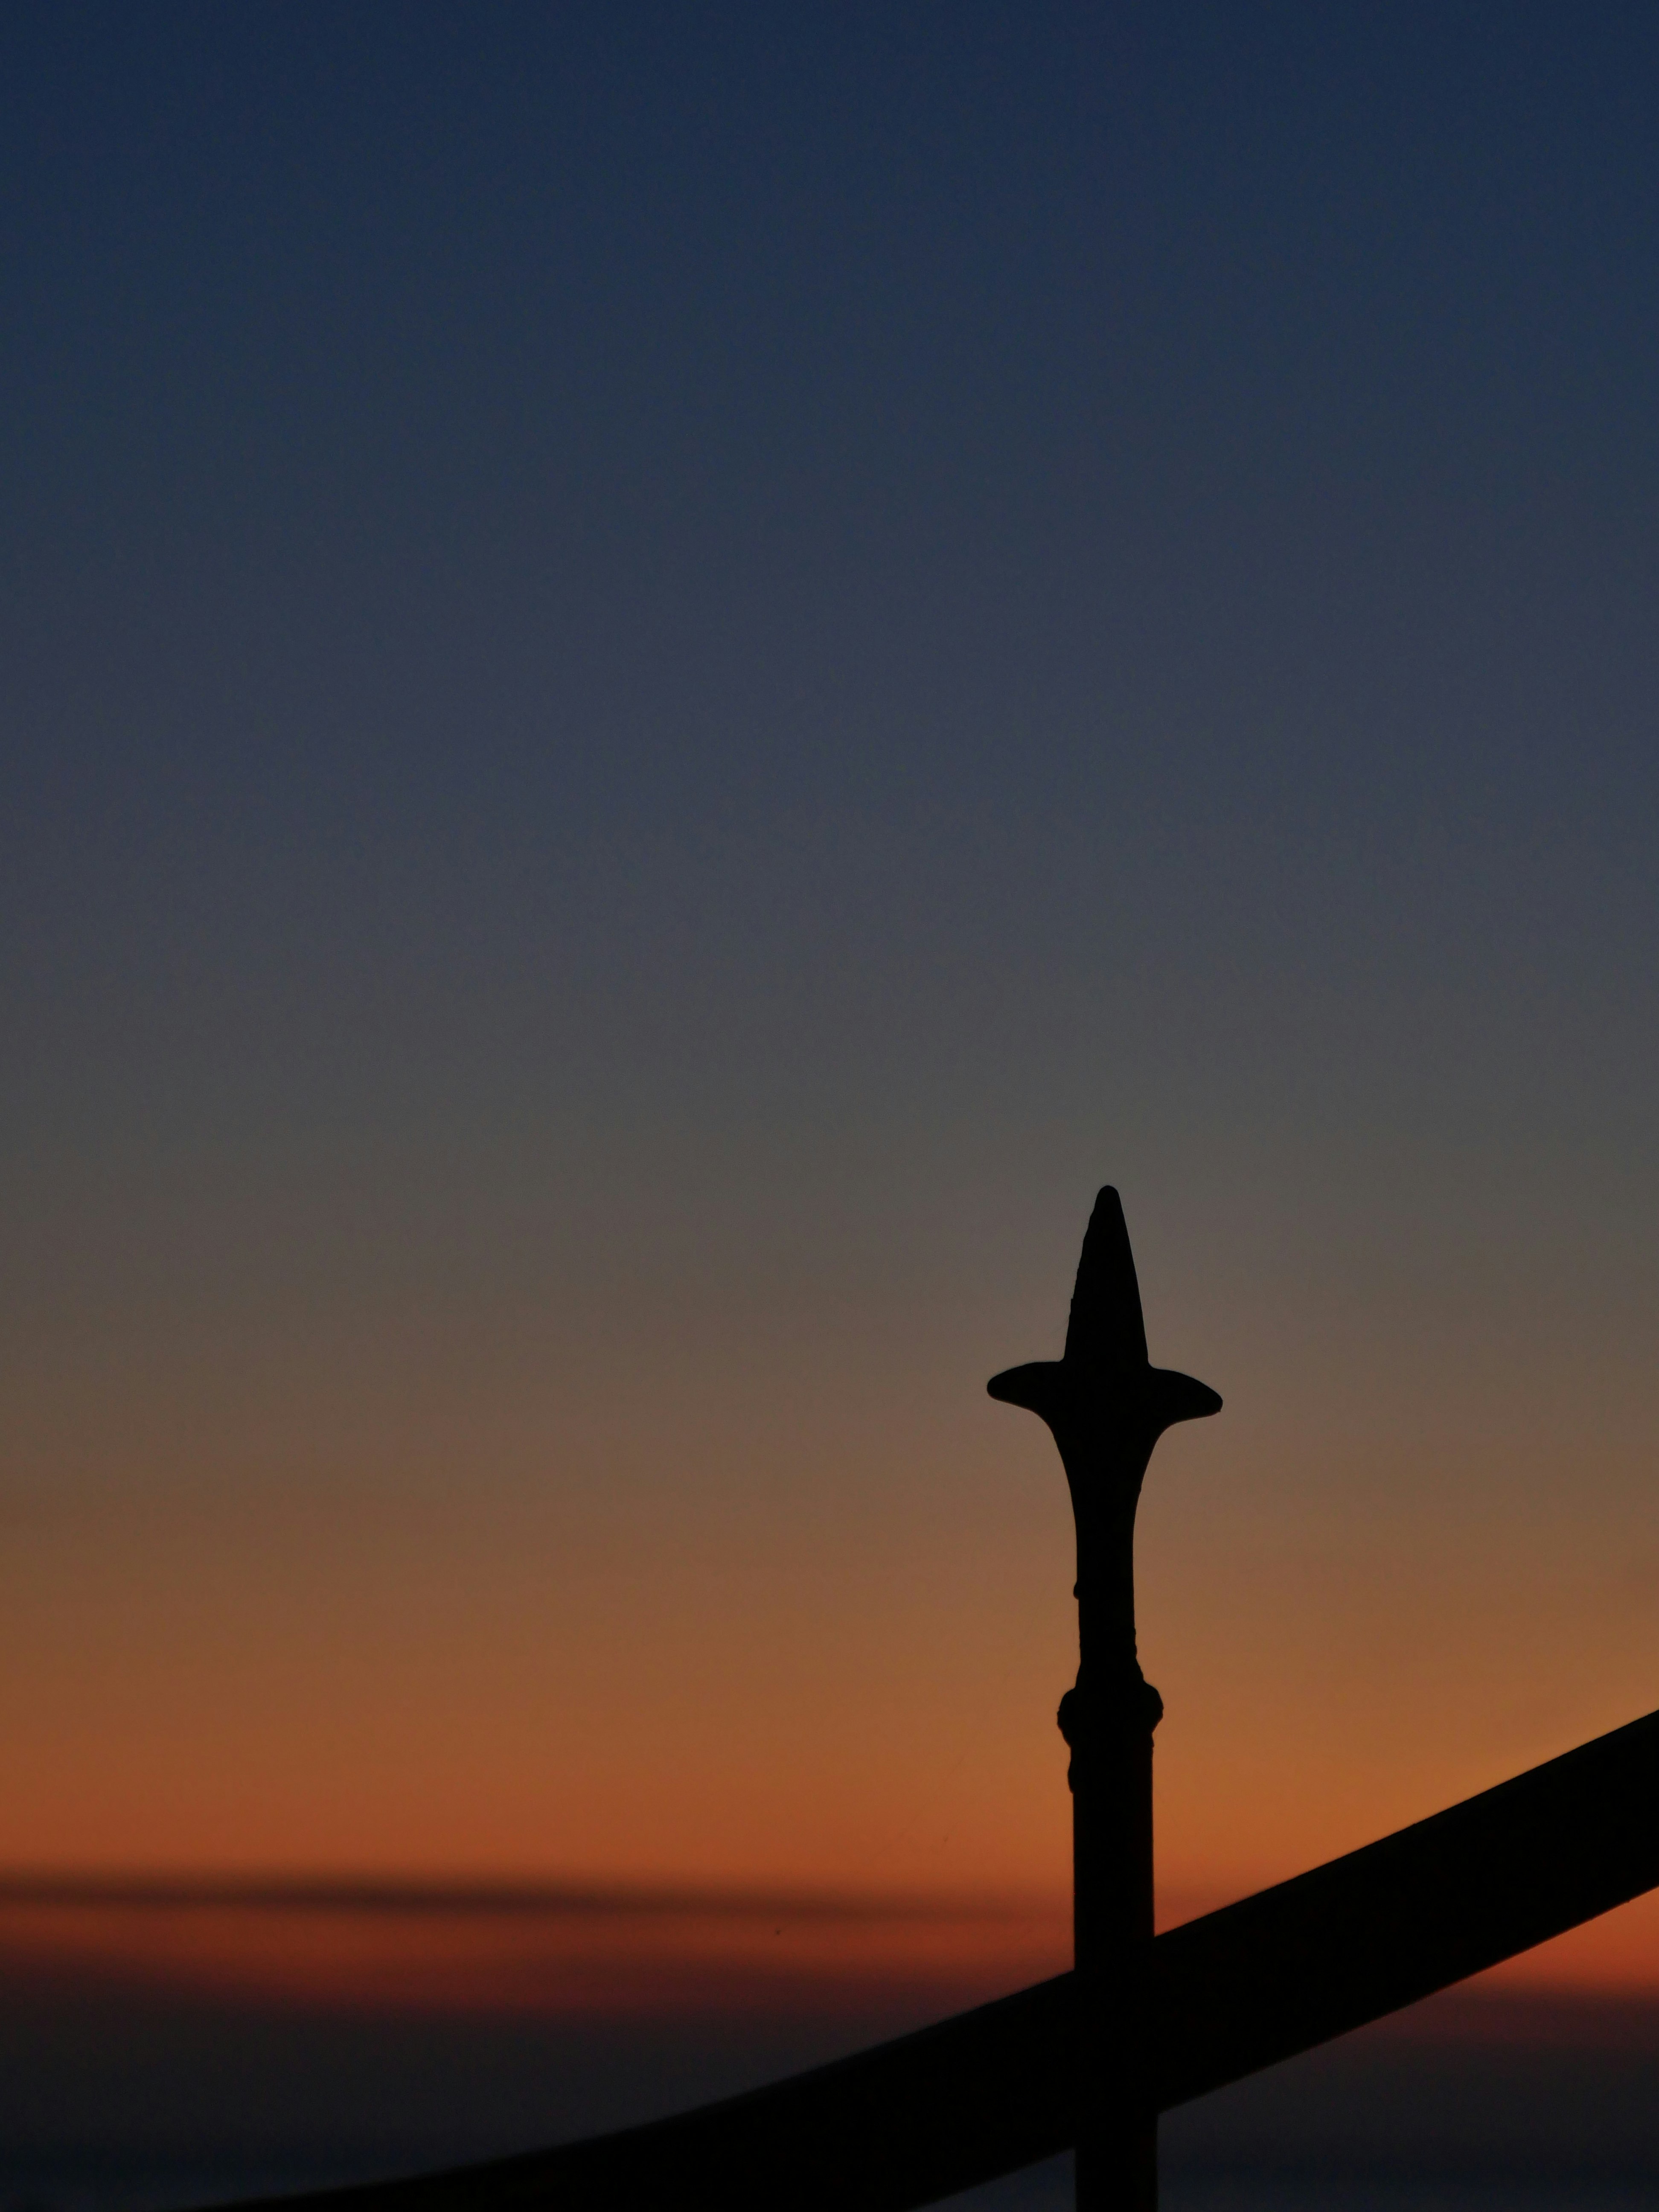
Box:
<box><xmin>0</xmin><ymin>1889</ymin><xmax>1072</xmax><ymax>2020</ymax></box>
<box><xmin>5</xmin><ymin>1875</ymin><xmax>1657</xmax><ymax>2026</ymax></box>
<box><xmin>7</xmin><ymin>1182</ymin><xmax>1659</xmax><ymax>2012</ymax></box>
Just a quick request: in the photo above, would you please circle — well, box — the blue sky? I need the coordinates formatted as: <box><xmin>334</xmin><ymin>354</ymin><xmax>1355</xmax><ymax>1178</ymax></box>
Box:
<box><xmin>4</xmin><ymin>4</ymin><xmax>1659</xmax><ymax>1930</ymax></box>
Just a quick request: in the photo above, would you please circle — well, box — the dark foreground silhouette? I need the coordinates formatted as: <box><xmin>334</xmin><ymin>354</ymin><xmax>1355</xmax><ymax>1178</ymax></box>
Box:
<box><xmin>202</xmin><ymin>1672</ymin><xmax>1659</xmax><ymax>2208</ymax></box>
<box><xmin>195</xmin><ymin>1192</ymin><xmax>1657</xmax><ymax>2211</ymax></box>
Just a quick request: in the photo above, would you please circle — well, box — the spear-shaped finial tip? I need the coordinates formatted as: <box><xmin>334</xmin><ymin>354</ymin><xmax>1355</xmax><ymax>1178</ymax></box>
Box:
<box><xmin>986</xmin><ymin>1186</ymin><xmax>1222</xmax><ymax>1435</ymax></box>
<box><xmin>1064</xmin><ymin>1186</ymin><xmax>1149</xmax><ymax>1374</ymax></box>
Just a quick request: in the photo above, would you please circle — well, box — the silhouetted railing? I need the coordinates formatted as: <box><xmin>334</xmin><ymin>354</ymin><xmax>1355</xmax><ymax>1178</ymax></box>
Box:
<box><xmin>188</xmin><ymin>1190</ymin><xmax>1658</xmax><ymax>2211</ymax></box>
<box><xmin>216</xmin><ymin>1704</ymin><xmax>1659</xmax><ymax>2210</ymax></box>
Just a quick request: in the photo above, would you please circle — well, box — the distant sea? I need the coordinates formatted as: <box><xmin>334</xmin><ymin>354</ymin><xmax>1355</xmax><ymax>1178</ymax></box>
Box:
<box><xmin>4</xmin><ymin>1923</ymin><xmax>1654</xmax><ymax>2212</ymax></box>
<box><xmin>5</xmin><ymin>2157</ymin><xmax>1658</xmax><ymax>2212</ymax></box>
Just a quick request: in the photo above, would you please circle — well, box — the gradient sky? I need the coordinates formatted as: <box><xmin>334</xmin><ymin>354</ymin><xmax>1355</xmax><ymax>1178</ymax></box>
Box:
<box><xmin>5</xmin><ymin>0</ymin><xmax>1659</xmax><ymax>2003</ymax></box>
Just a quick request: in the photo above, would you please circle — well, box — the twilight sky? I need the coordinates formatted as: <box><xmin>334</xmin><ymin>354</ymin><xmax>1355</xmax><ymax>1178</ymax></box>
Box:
<box><xmin>5</xmin><ymin>0</ymin><xmax>1659</xmax><ymax>2004</ymax></box>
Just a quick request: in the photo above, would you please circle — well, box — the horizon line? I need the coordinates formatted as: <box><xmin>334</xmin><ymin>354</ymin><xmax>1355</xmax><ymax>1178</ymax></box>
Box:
<box><xmin>0</xmin><ymin>1869</ymin><xmax>1070</xmax><ymax>1924</ymax></box>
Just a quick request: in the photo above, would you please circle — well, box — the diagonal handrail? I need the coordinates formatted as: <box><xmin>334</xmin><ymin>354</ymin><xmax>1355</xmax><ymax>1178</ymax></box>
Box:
<box><xmin>217</xmin><ymin>1702</ymin><xmax>1659</xmax><ymax>2212</ymax></box>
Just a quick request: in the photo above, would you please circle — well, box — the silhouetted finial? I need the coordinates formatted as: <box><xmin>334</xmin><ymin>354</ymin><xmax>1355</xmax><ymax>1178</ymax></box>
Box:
<box><xmin>987</xmin><ymin>1187</ymin><xmax>1221</xmax><ymax>1463</ymax></box>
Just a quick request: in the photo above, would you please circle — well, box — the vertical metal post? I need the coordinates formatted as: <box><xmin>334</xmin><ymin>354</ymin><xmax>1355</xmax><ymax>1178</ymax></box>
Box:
<box><xmin>989</xmin><ymin>1190</ymin><xmax>1220</xmax><ymax>2212</ymax></box>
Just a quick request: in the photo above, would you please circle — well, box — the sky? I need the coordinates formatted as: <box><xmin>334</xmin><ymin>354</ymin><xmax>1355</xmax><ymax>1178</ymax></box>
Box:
<box><xmin>5</xmin><ymin>0</ymin><xmax>1659</xmax><ymax>2087</ymax></box>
